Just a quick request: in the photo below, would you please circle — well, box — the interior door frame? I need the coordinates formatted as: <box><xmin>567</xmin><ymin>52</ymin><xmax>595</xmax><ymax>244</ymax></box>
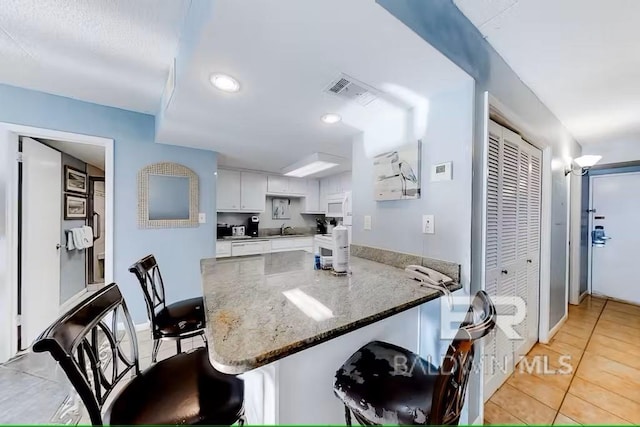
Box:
<box><xmin>0</xmin><ymin>122</ymin><xmax>113</xmax><ymax>363</ymax></box>
<box><xmin>87</xmin><ymin>176</ymin><xmax>105</xmax><ymax>285</ymax></box>
<box><xmin>480</xmin><ymin>92</ymin><xmax>555</xmax><ymax>401</ymax></box>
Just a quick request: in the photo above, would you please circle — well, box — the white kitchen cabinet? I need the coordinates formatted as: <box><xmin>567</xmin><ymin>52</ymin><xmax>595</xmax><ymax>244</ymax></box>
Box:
<box><xmin>340</xmin><ymin>172</ymin><xmax>352</xmax><ymax>192</ymax></box>
<box><xmin>216</xmin><ymin>241</ymin><xmax>232</xmax><ymax>258</ymax></box>
<box><xmin>267</xmin><ymin>175</ymin><xmax>289</xmax><ymax>194</ymax></box>
<box><xmin>217</xmin><ymin>169</ymin><xmax>241</xmax><ymax>211</ymax></box>
<box><xmin>304</xmin><ymin>179</ymin><xmax>322</xmax><ymax>213</ymax></box>
<box><xmin>270</xmin><ymin>237</ymin><xmax>313</xmax><ymax>252</ymax></box>
<box><xmin>240</xmin><ymin>171</ymin><xmax>267</xmax><ymax>211</ymax></box>
<box><xmin>231</xmin><ymin>240</ymin><xmax>271</xmax><ymax>257</ymax></box>
<box><xmin>288</xmin><ymin>178</ymin><xmax>307</xmax><ymax>195</ymax></box>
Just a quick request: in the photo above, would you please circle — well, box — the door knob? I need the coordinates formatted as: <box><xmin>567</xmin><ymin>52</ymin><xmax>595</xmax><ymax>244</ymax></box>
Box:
<box><xmin>527</xmin><ymin>259</ymin><xmax>532</xmax><ymax>263</ymax></box>
<box><xmin>56</xmin><ymin>243</ymin><xmax>61</xmax><ymax>250</ymax></box>
<box><xmin>501</xmin><ymin>269</ymin><xmax>508</xmax><ymax>275</ymax></box>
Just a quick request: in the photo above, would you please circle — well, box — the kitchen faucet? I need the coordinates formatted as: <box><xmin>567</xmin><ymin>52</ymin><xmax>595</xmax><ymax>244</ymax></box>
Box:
<box><xmin>281</xmin><ymin>223</ymin><xmax>293</xmax><ymax>236</ymax></box>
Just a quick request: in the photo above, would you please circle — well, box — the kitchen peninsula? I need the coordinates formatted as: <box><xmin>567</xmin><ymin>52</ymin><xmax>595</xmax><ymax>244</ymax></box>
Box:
<box><xmin>200</xmin><ymin>250</ymin><xmax>461</xmax><ymax>424</ymax></box>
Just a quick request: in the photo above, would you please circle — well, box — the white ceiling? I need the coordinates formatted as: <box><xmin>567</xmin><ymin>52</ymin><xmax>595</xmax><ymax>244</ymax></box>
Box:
<box><xmin>156</xmin><ymin>0</ymin><xmax>470</xmax><ymax>173</ymax></box>
<box><xmin>40</xmin><ymin>138</ymin><xmax>105</xmax><ymax>170</ymax></box>
<box><xmin>454</xmin><ymin>0</ymin><xmax>640</xmax><ymax>146</ymax></box>
<box><xmin>0</xmin><ymin>0</ymin><xmax>188</xmax><ymax>113</ymax></box>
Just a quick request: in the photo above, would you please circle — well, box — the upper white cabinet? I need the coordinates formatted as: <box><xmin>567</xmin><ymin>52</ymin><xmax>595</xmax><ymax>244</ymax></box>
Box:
<box><xmin>289</xmin><ymin>178</ymin><xmax>307</xmax><ymax>195</ymax></box>
<box><xmin>267</xmin><ymin>175</ymin><xmax>289</xmax><ymax>194</ymax></box>
<box><xmin>267</xmin><ymin>175</ymin><xmax>306</xmax><ymax>195</ymax></box>
<box><xmin>304</xmin><ymin>179</ymin><xmax>322</xmax><ymax>213</ymax></box>
<box><xmin>217</xmin><ymin>169</ymin><xmax>241</xmax><ymax>211</ymax></box>
<box><xmin>217</xmin><ymin>169</ymin><xmax>266</xmax><ymax>212</ymax></box>
<box><xmin>320</xmin><ymin>172</ymin><xmax>352</xmax><ymax>196</ymax></box>
<box><xmin>240</xmin><ymin>171</ymin><xmax>267</xmax><ymax>211</ymax></box>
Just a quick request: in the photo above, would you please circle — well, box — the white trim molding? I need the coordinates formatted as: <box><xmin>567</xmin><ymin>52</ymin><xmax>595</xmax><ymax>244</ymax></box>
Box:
<box><xmin>0</xmin><ymin>122</ymin><xmax>114</xmax><ymax>363</ymax></box>
<box><xmin>540</xmin><ymin>312</ymin><xmax>567</xmax><ymax>344</ymax></box>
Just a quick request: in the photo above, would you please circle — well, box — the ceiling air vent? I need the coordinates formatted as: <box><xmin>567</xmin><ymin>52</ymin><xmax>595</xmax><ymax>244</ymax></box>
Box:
<box><xmin>324</xmin><ymin>73</ymin><xmax>379</xmax><ymax>106</ymax></box>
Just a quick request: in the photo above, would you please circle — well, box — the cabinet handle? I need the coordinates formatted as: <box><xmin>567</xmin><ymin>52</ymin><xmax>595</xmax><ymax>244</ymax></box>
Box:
<box><xmin>501</xmin><ymin>269</ymin><xmax>508</xmax><ymax>275</ymax></box>
<box><xmin>527</xmin><ymin>259</ymin><xmax>532</xmax><ymax>263</ymax></box>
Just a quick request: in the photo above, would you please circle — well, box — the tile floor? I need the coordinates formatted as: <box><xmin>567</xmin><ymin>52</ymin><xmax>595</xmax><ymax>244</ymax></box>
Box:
<box><xmin>484</xmin><ymin>295</ymin><xmax>640</xmax><ymax>425</ymax></box>
<box><xmin>0</xmin><ymin>329</ymin><xmax>204</xmax><ymax>424</ymax></box>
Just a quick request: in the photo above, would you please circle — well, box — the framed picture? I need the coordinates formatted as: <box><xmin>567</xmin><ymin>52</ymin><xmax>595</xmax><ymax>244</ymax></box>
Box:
<box><xmin>65</xmin><ymin>194</ymin><xmax>88</xmax><ymax>219</ymax></box>
<box><xmin>272</xmin><ymin>198</ymin><xmax>291</xmax><ymax>219</ymax></box>
<box><xmin>374</xmin><ymin>140</ymin><xmax>421</xmax><ymax>201</ymax></box>
<box><xmin>65</xmin><ymin>166</ymin><xmax>88</xmax><ymax>194</ymax></box>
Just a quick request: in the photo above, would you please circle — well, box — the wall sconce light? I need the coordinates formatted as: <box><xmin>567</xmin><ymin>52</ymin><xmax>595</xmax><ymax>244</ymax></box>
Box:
<box><xmin>565</xmin><ymin>155</ymin><xmax>602</xmax><ymax>176</ymax></box>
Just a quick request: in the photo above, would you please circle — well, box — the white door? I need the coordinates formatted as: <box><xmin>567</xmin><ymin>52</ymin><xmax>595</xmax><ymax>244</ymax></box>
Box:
<box><xmin>21</xmin><ymin>137</ymin><xmax>62</xmax><ymax>348</ymax></box>
<box><xmin>240</xmin><ymin>171</ymin><xmax>266</xmax><ymax>212</ymax></box>
<box><xmin>591</xmin><ymin>172</ymin><xmax>640</xmax><ymax>304</ymax></box>
<box><xmin>217</xmin><ymin>169</ymin><xmax>241</xmax><ymax>211</ymax></box>
<box><xmin>484</xmin><ymin>121</ymin><xmax>541</xmax><ymax>399</ymax></box>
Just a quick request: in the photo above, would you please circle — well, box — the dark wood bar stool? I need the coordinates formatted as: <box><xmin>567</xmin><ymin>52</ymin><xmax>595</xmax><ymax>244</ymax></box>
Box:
<box><xmin>33</xmin><ymin>283</ymin><xmax>245</xmax><ymax>425</ymax></box>
<box><xmin>334</xmin><ymin>290</ymin><xmax>496</xmax><ymax>425</ymax></box>
<box><xmin>129</xmin><ymin>254</ymin><xmax>206</xmax><ymax>362</ymax></box>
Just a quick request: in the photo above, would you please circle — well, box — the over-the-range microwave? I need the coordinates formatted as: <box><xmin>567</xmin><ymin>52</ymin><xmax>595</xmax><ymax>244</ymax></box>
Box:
<box><xmin>325</xmin><ymin>191</ymin><xmax>352</xmax><ymax>224</ymax></box>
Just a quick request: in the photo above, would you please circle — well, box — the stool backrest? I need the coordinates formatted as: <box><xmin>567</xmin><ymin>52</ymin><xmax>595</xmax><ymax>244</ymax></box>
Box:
<box><xmin>32</xmin><ymin>284</ymin><xmax>140</xmax><ymax>426</ymax></box>
<box><xmin>430</xmin><ymin>290</ymin><xmax>496</xmax><ymax>425</ymax></box>
<box><xmin>128</xmin><ymin>254</ymin><xmax>166</xmax><ymax>333</ymax></box>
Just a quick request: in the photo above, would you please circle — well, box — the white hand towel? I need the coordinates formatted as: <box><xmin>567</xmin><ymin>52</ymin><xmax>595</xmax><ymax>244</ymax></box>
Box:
<box><xmin>72</xmin><ymin>227</ymin><xmax>85</xmax><ymax>250</ymax></box>
<box><xmin>81</xmin><ymin>225</ymin><xmax>94</xmax><ymax>249</ymax></box>
<box><xmin>66</xmin><ymin>230</ymin><xmax>75</xmax><ymax>250</ymax></box>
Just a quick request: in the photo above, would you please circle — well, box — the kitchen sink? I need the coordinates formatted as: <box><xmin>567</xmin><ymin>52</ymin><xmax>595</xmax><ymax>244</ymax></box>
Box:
<box><xmin>270</xmin><ymin>234</ymin><xmax>309</xmax><ymax>238</ymax></box>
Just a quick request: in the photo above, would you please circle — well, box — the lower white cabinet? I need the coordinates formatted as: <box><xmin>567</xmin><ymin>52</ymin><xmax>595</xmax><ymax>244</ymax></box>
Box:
<box><xmin>271</xmin><ymin>237</ymin><xmax>313</xmax><ymax>252</ymax></box>
<box><xmin>231</xmin><ymin>240</ymin><xmax>271</xmax><ymax>257</ymax></box>
<box><xmin>216</xmin><ymin>241</ymin><xmax>232</xmax><ymax>258</ymax></box>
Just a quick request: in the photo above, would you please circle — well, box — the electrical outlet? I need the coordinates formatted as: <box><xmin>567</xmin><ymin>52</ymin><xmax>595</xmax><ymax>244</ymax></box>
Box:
<box><xmin>364</xmin><ymin>215</ymin><xmax>372</xmax><ymax>230</ymax></box>
<box><xmin>422</xmin><ymin>214</ymin><xmax>434</xmax><ymax>234</ymax></box>
<box><xmin>198</xmin><ymin>213</ymin><xmax>206</xmax><ymax>224</ymax></box>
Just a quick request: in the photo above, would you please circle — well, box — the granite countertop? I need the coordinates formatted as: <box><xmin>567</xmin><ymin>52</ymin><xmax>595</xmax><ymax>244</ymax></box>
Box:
<box><xmin>200</xmin><ymin>251</ymin><xmax>462</xmax><ymax>374</ymax></box>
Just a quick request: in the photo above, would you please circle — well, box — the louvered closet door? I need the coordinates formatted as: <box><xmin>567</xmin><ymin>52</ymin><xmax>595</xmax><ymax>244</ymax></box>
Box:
<box><xmin>484</xmin><ymin>121</ymin><xmax>542</xmax><ymax>399</ymax></box>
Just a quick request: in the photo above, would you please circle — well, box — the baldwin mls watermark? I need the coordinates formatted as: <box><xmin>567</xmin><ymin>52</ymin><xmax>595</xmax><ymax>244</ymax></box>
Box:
<box><xmin>391</xmin><ymin>296</ymin><xmax>574</xmax><ymax>377</ymax></box>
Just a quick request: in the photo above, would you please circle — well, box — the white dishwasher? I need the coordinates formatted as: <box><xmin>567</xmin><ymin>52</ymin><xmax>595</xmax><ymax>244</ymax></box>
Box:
<box><xmin>231</xmin><ymin>240</ymin><xmax>271</xmax><ymax>257</ymax></box>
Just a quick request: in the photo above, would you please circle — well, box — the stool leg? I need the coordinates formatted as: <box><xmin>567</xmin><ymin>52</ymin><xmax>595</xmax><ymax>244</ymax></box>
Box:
<box><xmin>344</xmin><ymin>405</ymin><xmax>352</xmax><ymax>426</ymax></box>
<box><xmin>176</xmin><ymin>338</ymin><xmax>182</xmax><ymax>354</ymax></box>
<box><xmin>152</xmin><ymin>339</ymin><xmax>161</xmax><ymax>363</ymax></box>
<box><xmin>237</xmin><ymin>413</ymin><xmax>247</xmax><ymax>425</ymax></box>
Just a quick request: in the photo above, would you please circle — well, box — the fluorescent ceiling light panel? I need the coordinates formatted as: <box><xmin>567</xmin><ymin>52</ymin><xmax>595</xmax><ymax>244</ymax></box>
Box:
<box><xmin>282</xmin><ymin>152</ymin><xmax>344</xmax><ymax>178</ymax></box>
<box><xmin>285</xmin><ymin>161</ymin><xmax>338</xmax><ymax>177</ymax></box>
<box><xmin>574</xmin><ymin>155</ymin><xmax>602</xmax><ymax>168</ymax></box>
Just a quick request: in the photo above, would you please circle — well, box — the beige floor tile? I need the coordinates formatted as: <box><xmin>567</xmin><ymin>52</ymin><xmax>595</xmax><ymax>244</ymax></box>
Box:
<box><xmin>593</xmin><ymin>321</ymin><xmax>638</xmax><ymax>346</ymax></box>
<box><xmin>541</xmin><ymin>340</ymin><xmax>584</xmax><ymax>362</ymax></box>
<box><xmin>490</xmin><ymin>384</ymin><xmax>557</xmax><ymax>425</ymax></box>
<box><xmin>564</xmin><ymin>317</ymin><xmax>598</xmax><ymax>330</ymax></box>
<box><xmin>586</xmin><ymin>339</ymin><xmax>640</xmax><ymax>370</ymax></box>
<box><xmin>568</xmin><ymin>377</ymin><xmax>640</xmax><ymax>423</ymax></box>
<box><xmin>589</xmin><ymin>331</ymin><xmax>640</xmax><ymax>357</ymax></box>
<box><xmin>558</xmin><ymin>323</ymin><xmax>592</xmax><ymax>339</ymax></box>
<box><xmin>568</xmin><ymin>307</ymin><xmax>601</xmax><ymax>319</ymax></box>
<box><xmin>554</xmin><ymin>412</ymin><xmax>582</xmax><ymax>425</ymax></box>
<box><xmin>507</xmin><ymin>371</ymin><xmax>565</xmax><ymax>409</ymax></box>
<box><xmin>579</xmin><ymin>352</ymin><xmax>640</xmax><ymax>386</ymax></box>
<box><xmin>533</xmin><ymin>370</ymin><xmax>574</xmax><ymax>391</ymax></box>
<box><xmin>484</xmin><ymin>401</ymin><xmax>526</xmax><ymax>425</ymax></box>
<box><xmin>605</xmin><ymin>301</ymin><xmax>640</xmax><ymax>316</ymax></box>
<box><xmin>560</xmin><ymin>393</ymin><xmax>630</xmax><ymax>425</ymax></box>
<box><xmin>552</xmin><ymin>331</ymin><xmax>589</xmax><ymax>349</ymax></box>
<box><xmin>576</xmin><ymin>355</ymin><xmax>640</xmax><ymax>404</ymax></box>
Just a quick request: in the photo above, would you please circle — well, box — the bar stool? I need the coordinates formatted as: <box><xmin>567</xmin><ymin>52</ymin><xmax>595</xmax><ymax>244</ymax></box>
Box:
<box><xmin>33</xmin><ymin>283</ymin><xmax>246</xmax><ymax>425</ymax></box>
<box><xmin>129</xmin><ymin>254</ymin><xmax>206</xmax><ymax>362</ymax></box>
<box><xmin>334</xmin><ymin>290</ymin><xmax>496</xmax><ymax>425</ymax></box>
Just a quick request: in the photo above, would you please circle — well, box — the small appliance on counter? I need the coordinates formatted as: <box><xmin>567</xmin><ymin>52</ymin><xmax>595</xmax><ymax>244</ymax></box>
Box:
<box><xmin>232</xmin><ymin>225</ymin><xmax>246</xmax><ymax>237</ymax></box>
<box><xmin>217</xmin><ymin>223</ymin><xmax>233</xmax><ymax>238</ymax></box>
<box><xmin>247</xmin><ymin>216</ymin><xmax>260</xmax><ymax>237</ymax></box>
<box><xmin>327</xmin><ymin>218</ymin><xmax>337</xmax><ymax>234</ymax></box>
<box><xmin>316</xmin><ymin>217</ymin><xmax>327</xmax><ymax>234</ymax></box>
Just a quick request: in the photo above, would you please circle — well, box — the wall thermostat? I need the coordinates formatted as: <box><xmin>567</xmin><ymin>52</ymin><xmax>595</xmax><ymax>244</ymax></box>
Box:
<box><xmin>431</xmin><ymin>161</ymin><xmax>452</xmax><ymax>181</ymax></box>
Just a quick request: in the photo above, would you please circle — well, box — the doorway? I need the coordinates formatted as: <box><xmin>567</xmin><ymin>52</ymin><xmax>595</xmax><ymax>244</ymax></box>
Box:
<box><xmin>589</xmin><ymin>172</ymin><xmax>640</xmax><ymax>305</ymax></box>
<box><xmin>0</xmin><ymin>122</ymin><xmax>114</xmax><ymax>362</ymax></box>
<box><xmin>87</xmin><ymin>177</ymin><xmax>105</xmax><ymax>286</ymax></box>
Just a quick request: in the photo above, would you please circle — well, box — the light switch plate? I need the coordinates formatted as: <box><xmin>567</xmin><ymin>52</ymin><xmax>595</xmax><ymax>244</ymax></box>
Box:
<box><xmin>422</xmin><ymin>214</ymin><xmax>434</xmax><ymax>234</ymax></box>
<box><xmin>198</xmin><ymin>213</ymin><xmax>206</xmax><ymax>224</ymax></box>
<box><xmin>364</xmin><ymin>215</ymin><xmax>372</xmax><ymax>230</ymax></box>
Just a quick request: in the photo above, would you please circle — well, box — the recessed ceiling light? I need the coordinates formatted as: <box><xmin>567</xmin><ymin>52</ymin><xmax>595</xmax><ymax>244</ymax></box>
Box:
<box><xmin>321</xmin><ymin>113</ymin><xmax>341</xmax><ymax>124</ymax></box>
<box><xmin>210</xmin><ymin>73</ymin><xmax>240</xmax><ymax>92</ymax></box>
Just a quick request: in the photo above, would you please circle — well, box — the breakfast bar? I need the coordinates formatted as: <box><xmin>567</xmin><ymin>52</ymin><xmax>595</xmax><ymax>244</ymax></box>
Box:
<box><xmin>200</xmin><ymin>250</ymin><xmax>462</xmax><ymax>424</ymax></box>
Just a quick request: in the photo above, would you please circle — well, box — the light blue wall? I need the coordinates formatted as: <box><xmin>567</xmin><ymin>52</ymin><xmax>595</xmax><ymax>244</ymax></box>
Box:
<box><xmin>376</xmin><ymin>0</ymin><xmax>581</xmax><ymax>420</ymax></box>
<box><xmin>0</xmin><ymin>83</ymin><xmax>217</xmax><ymax>324</ymax></box>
